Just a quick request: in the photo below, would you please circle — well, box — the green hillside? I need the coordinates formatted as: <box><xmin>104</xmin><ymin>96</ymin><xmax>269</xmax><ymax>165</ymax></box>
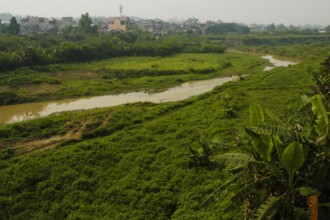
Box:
<box><xmin>0</xmin><ymin>55</ymin><xmax>314</xmax><ymax>219</ymax></box>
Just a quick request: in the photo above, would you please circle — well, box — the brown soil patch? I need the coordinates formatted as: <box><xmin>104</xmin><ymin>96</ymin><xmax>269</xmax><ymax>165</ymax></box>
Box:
<box><xmin>11</xmin><ymin>118</ymin><xmax>94</xmax><ymax>157</ymax></box>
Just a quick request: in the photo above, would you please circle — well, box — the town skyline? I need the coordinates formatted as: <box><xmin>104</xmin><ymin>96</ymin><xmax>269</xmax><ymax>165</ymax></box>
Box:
<box><xmin>0</xmin><ymin>0</ymin><xmax>330</xmax><ymax>26</ymax></box>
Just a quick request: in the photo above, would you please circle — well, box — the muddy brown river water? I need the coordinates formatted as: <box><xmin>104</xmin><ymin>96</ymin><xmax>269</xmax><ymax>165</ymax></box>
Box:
<box><xmin>0</xmin><ymin>55</ymin><xmax>297</xmax><ymax>124</ymax></box>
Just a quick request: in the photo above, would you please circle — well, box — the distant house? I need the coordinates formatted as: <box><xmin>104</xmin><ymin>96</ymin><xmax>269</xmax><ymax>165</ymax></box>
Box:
<box><xmin>20</xmin><ymin>16</ymin><xmax>74</xmax><ymax>34</ymax></box>
<box><xmin>108</xmin><ymin>16</ymin><xmax>127</xmax><ymax>32</ymax></box>
<box><xmin>20</xmin><ymin>16</ymin><xmax>40</xmax><ymax>34</ymax></box>
<box><xmin>38</xmin><ymin>17</ymin><xmax>56</xmax><ymax>32</ymax></box>
<box><xmin>57</xmin><ymin>17</ymin><xmax>74</xmax><ymax>30</ymax></box>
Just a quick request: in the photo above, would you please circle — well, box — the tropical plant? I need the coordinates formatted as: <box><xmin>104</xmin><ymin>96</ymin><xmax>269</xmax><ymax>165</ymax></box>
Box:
<box><xmin>219</xmin><ymin>93</ymin><xmax>236</xmax><ymax>118</ymax></box>
<box><xmin>188</xmin><ymin>136</ymin><xmax>213</xmax><ymax>168</ymax></box>
<box><xmin>203</xmin><ymin>96</ymin><xmax>330</xmax><ymax>219</ymax></box>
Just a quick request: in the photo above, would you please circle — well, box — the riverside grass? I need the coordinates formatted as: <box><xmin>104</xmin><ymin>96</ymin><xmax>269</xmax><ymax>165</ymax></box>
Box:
<box><xmin>0</xmin><ymin>54</ymin><xmax>313</xmax><ymax>219</ymax></box>
<box><xmin>0</xmin><ymin>53</ymin><xmax>267</xmax><ymax>105</ymax></box>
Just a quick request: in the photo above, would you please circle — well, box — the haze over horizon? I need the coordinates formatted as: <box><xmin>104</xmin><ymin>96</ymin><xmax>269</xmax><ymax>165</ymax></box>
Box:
<box><xmin>1</xmin><ymin>0</ymin><xmax>329</xmax><ymax>26</ymax></box>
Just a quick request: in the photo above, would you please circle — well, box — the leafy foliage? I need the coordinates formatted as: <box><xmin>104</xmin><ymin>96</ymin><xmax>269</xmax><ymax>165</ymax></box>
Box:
<box><xmin>206</xmin><ymin>23</ymin><xmax>250</xmax><ymax>35</ymax></box>
<box><xmin>212</xmin><ymin>93</ymin><xmax>330</xmax><ymax>219</ymax></box>
<box><xmin>255</xmin><ymin>196</ymin><xmax>280</xmax><ymax>220</ymax></box>
<box><xmin>0</xmin><ymin>38</ymin><xmax>328</xmax><ymax>219</ymax></box>
<box><xmin>77</xmin><ymin>13</ymin><xmax>97</xmax><ymax>35</ymax></box>
<box><xmin>0</xmin><ymin>34</ymin><xmax>225</xmax><ymax>72</ymax></box>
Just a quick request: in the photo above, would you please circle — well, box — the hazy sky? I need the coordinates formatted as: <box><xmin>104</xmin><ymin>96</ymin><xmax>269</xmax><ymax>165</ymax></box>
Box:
<box><xmin>1</xmin><ymin>0</ymin><xmax>329</xmax><ymax>25</ymax></box>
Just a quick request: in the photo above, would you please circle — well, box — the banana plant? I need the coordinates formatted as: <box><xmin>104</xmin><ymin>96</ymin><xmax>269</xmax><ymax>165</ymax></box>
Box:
<box><xmin>204</xmin><ymin>96</ymin><xmax>330</xmax><ymax>219</ymax></box>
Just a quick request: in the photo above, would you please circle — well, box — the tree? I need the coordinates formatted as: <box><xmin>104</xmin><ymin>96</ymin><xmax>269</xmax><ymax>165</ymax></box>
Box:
<box><xmin>77</xmin><ymin>12</ymin><xmax>98</xmax><ymax>35</ymax></box>
<box><xmin>8</xmin><ymin>17</ymin><xmax>20</xmax><ymax>35</ymax></box>
<box><xmin>205</xmin><ymin>23</ymin><xmax>250</xmax><ymax>35</ymax></box>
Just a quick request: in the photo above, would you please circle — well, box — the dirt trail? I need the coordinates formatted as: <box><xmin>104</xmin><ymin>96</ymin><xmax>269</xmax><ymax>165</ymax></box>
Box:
<box><xmin>12</xmin><ymin>118</ymin><xmax>92</xmax><ymax>156</ymax></box>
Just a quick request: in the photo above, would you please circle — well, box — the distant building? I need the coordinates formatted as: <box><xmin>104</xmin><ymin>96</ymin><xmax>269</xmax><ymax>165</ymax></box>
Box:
<box><xmin>20</xmin><ymin>16</ymin><xmax>74</xmax><ymax>34</ymax></box>
<box><xmin>38</xmin><ymin>17</ymin><xmax>56</xmax><ymax>32</ymax></box>
<box><xmin>108</xmin><ymin>16</ymin><xmax>127</xmax><ymax>32</ymax></box>
<box><xmin>57</xmin><ymin>17</ymin><xmax>74</xmax><ymax>30</ymax></box>
<box><xmin>20</xmin><ymin>16</ymin><xmax>40</xmax><ymax>34</ymax></box>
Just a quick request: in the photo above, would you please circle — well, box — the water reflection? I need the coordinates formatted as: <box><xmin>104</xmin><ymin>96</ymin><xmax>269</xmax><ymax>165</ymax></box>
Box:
<box><xmin>0</xmin><ymin>55</ymin><xmax>298</xmax><ymax>124</ymax></box>
<box><xmin>262</xmin><ymin>55</ymin><xmax>297</xmax><ymax>71</ymax></box>
<box><xmin>0</xmin><ymin>77</ymin><xmax>232</xmax><ymax>124</ymax></box>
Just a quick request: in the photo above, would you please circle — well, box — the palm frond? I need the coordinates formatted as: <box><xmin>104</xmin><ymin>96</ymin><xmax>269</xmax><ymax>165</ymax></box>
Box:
<box><xmin>256</xmin><ymin>196</ymin><xmax>280</xmax><ymax>220</ymax></box>
<box><xmin>199</xmin><ymin>172</ymin><xmax>245</xmax><ymax>208</ymax></box>
<box><xmin>230</xmin><ymin>177</ymin><xmax>273</xmax><ymax>207</ymax></box>
<box><xmin>249</xmin><ymin>124</ymin><xmax>295</xmax><ymax>139</ymax></box>
<box><xmin>215</xmin><ymin>153</ymin><xmax>255</xmax><ymax>167</ymax></box>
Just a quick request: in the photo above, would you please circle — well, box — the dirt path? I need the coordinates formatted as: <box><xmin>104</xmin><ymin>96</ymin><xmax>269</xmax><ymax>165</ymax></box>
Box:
<box><xmin>12</xmin><ymin>118</ymin><xmax>92</xmax><ymax>156</ymax></box>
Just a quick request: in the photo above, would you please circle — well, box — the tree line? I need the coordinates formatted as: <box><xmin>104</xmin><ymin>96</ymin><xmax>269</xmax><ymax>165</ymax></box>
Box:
<box><xmin>0</xmin><ymin>33</ymin><xmax>225</xmax><ymax>72</ymax></box>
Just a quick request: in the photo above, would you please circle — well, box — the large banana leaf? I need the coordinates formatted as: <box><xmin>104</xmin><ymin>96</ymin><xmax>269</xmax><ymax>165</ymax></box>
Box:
<box><xmin>281</xmin><ymin>142</ymin><xmax>304</xmax><ymax>186</ymax></box>
<box><xmin>310</xmin><ymin>95</ymin><xmax>329</xmax><ymax>145</ymax></box>
<box><xmin>245</xmin><ymin>128</ymin><xmax>273</xmax><ymax>162</ymax></box>
<box><xmin>253</xmin><ymin>134</ymin><xmax>273</xmax><ymax>163</ymax></box>
<box><xmin>274</xmin><ymin>135</ymin><xmax>284</xmax><ymax>161</ymax></box>
<box><xmin>250</xmin><ymin>103</ymin><xmax>264</xmax><ymax>127</ymax></box>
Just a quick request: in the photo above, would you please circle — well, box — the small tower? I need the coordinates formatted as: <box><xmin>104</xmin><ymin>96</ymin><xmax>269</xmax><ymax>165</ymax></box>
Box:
<box><xmin>119</xmin><ymin>5</ymin><xmax>123</xmax><ymax>17</ymax></box>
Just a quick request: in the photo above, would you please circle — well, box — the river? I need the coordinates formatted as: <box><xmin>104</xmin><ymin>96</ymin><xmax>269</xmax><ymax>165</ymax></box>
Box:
<box><xmin>262</xmin><ymin>55</ymin><xmax>297</xmax><ymax>71</ymax></box>
<box><xmin>0</xmin><ymin>55</ymin><xmax>297</xmax><ymax>124</ymax></box>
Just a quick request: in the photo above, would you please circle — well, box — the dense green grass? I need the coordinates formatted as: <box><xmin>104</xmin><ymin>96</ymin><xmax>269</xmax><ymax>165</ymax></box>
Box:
<box><xmin>0</xmin><ymin>55</ymin><xmax>314</xmax><ymax>219</ymax></box>
<box><xmin>0</xmin><ymin>53</ymin><xmax>267</xmax><ymax>105</ymax></box>
<box><xmin>52</xmin><ymin>53</ymin><xmax>264</xmax><ymax>72</ymax></box>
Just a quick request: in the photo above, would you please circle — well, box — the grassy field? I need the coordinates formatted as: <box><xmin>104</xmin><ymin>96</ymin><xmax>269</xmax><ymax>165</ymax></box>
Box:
<box><xmin>0</xmin><ymin>53</ymin><xmax>267</xmax><ymax>105</ymax></box>
<box><xmin>0</xmin><ymin>52</ymin><xmax>314</xmax><ymax>219</ymax></box>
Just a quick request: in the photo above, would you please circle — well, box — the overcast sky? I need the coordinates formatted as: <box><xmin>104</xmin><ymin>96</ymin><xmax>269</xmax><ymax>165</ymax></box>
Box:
<box><xmin>1</xmin><ymin>0</ymin><xmax>329</xmax><ymax>26</ymax></box>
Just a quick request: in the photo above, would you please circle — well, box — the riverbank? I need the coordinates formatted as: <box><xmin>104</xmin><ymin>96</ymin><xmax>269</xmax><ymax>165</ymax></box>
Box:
<box><xmin>0</xmin><ymin>54</ymin><xmax>297</xmax><ymax>124</ymax></box>
<box><xmin>0</xmin><ymin>51</ymin><xmax>313</xmax><ymax>219</ymax></box>
<box><xmin>0</xmin><ymin>53</ymin><xmax>266</xmax><ymax>106</ymax></box>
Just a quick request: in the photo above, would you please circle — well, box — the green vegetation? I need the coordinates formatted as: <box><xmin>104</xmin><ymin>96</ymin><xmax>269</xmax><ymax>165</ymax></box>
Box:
<box><xmin>206</xmin><ymin>23</ymin><xmax>250</xmax><ymax>35</ymax></box>
<box><xmin>0</xmin><ymin>52</ymin><xmax>266</xmax><ymax>105</ymax></box>
<box><xmin>8</xmin><ymin>17</ymin><xmax>20</xmax><ymax>35</ymax></box>
<box><xmin>0</xmin><ymin>33</ymin><xmax>226</xmax><ymax>72</ymax></box>
<box><xmin>0</xmin><ymin>51</ymin><xmax>316</xmax><ymax>219</ymax></box>
<box><xmin>0</xmin><ymin>33</ymin><xmax>330</xmax><ymax>219</ymax></box>
<box><xmin>77</xmin><ymin>13</ymin><xmax>98</xmax><ymax>35</ymax></box>
<box><xmin>209</xmin><ymin>98</ymin><xmax>330</xmax><ymax>219</ymax></box>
